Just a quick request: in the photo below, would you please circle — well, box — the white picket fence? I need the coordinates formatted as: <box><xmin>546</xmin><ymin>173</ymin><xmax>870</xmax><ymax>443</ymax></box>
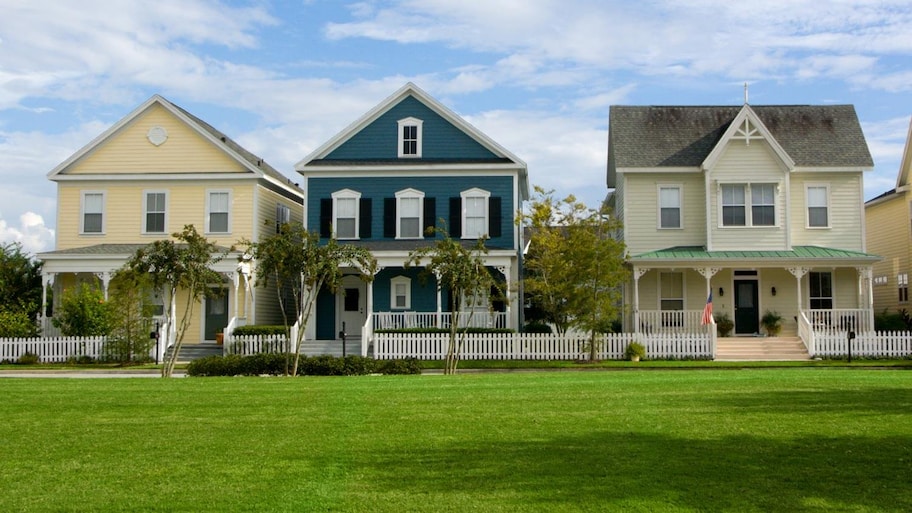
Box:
<box><xmin>373</xmin><ymin>332</ymin><xmax>713</xmax><ymax>360</ymax></box>
<box><xmin>0</xmin><ymin>336</ymin><xmax>159</xmax><ymax>363</ymax></box>
<box><xmin>812</xmin><ymin>331</ymin><xmax>912</xmax><ymax>358</ymax></box>
<box><xmin>224</xmin><ymin>334</ymin><xmax>288</xmax><ymax>356</ymax></box>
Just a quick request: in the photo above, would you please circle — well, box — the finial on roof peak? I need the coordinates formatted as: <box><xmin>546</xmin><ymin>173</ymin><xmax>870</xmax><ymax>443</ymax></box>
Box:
<box><xmin>744</xmin><ymin>82</ymin><xmax>749</xmax><ymax>105</ymax></box>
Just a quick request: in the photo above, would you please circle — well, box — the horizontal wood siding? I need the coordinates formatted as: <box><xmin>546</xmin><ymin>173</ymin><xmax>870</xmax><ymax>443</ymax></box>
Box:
<box><xmin>709</xmin><ymin>142</ymin><xmax>788</xmax><ymax>250</ymax></box>
<box><xmin>307</xmin><ymin>175</ymin><xmax>515</xmax><ymax>248</ymax></box>
<box><xmin>68</xmin><ymin>103</ymin><xmax>248</xmax><ymax>175</ymax></box>
<box><xmin>325</xmin><ymin>96</ymin><xmax>500</xmax><ymax>161</ymax></box>
<box><xmin>790</xmin><ymin>172</ymin><xmax>864</xmax><ymax>250</ymax></box>
<box><xmin>56</xmin><ymin>181</ymin><xmax>255</xmax><ymax>250</ymax></box>
<box><xmin>865</xmin><ymin>194</ymin><xmax>909</xmax><ymax>313</ymax></box>
<box><xmin>373</xmin><ymin>267</ymin><xmax>437</xmax><ymax>312</ymax></box>
<box><xmin>623</xmin><ymin>172</ymin><xmax>705</xmax><ymax>255</ymax></box>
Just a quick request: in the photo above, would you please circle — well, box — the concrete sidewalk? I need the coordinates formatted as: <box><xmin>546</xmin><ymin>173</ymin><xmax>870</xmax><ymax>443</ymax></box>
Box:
<box><xmin>0</xmin><ymin>369</ymin><xmax>186</xmax><ymax>378</ymax></box>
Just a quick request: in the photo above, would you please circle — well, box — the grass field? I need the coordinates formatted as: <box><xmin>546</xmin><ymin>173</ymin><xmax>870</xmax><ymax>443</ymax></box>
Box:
<box><xmin>1</xmin><ymin>370</ymin><xmax>911</xmax><ymax>512</ymax></box>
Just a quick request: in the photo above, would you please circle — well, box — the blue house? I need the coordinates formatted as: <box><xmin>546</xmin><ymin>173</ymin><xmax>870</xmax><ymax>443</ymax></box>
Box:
<box><xmin>295</xmin><ymin>83</ymin><xmax>529</xmax><ymax>349</ymax></box>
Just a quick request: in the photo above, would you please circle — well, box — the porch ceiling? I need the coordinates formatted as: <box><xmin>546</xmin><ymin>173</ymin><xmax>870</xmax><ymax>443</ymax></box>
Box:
<box><xmin>630</xmin><ymin>245</ymin><xmax>880</xmax><ymax>266</ymax></box>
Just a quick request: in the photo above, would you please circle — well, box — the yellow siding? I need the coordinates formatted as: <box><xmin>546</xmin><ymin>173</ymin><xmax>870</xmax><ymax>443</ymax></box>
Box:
<box><xmin>56</xmin><ymin>180</ymin><xmax>256</xmax><ymax>250</ymax></box>
<box><xmin>790</xmin><ymin>172</ymin><xmax>864</xmax><ymax>251</ymax></box>
<box><xmin>66</xmin><ymin>103</ymin><xmax>248</xmax><ymax>175</ymax></box>
<box><xmin>251</xmin><ymin>186</ymin><xmax>305</xmax><ymax>325</ymax></box>
<box><xmin>623</xmin><ymin>172</ymin><xmax>706</xmax><ymax>255</ymax></box>
<box><xmin>866</xmin><ymin>193</ymin><xmax>910</xmax><ymax>313</ymax></box>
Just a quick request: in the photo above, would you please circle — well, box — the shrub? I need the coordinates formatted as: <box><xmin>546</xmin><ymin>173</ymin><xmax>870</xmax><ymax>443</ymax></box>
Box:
<box><xmin>0</xmin><ymin>308</ymin><xmax>39</xmax><ymax>338</ymax></box>
<box><xmin>715</xmin><ymin>313</ymin><xmax>734</xmax><ymax>337</ymax></box>
<box><xmin>300</xmin><ymin>354</ymin><xmax>346</xmax><ymax>376</ymax></box>
<box><xmin>242</xmin><ymin>352</ymin><xmax>291</xmax><ymax>376</ymax></box>
<box><xmin>17</xmin><ymin>352</ymin><xmax>40</xmax><ymax>365</ymax></box>
<box><xmin>233</xmin><ymin>325</ymin><xmax>288</xmax><ymax>336</ymax></box>
<box><xmin>624</xmin><ymin>342</ymin><xmax>646</xmax><ymax>361</ymax></box>
<box><xmin>52</xmin><ymin>283</ymin><xmax>112</xmax><ymax>336</ymax></box>
<box><xmin>523</xmin><ymin>321</ymin><xmax>552</xmax><ymax>334</ymax></box>
<box><xmin>875</xmin><ymin>309</ymin><xmax>907</xmax><ymax>331</ymax></box>
<box><xmin>377</xmin><ymin>358</ymin><xmax>423</xmax><ymax>375</ymax></box>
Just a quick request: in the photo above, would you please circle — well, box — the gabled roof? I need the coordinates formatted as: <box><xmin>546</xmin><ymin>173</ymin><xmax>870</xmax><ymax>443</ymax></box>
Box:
<box><xmin>47</xmin><ymin>95</ymin><xmax>302</xmax><ymax>196</ymax></box>
<box><xmin>895</xmin><ymin>116</ymin><xmax>912</xmax><ymax>189</ymax></box>
<box><xmin>607</xmin><ymin>104</ymin><xmax>873</xmax><ymax>186</ymax></box>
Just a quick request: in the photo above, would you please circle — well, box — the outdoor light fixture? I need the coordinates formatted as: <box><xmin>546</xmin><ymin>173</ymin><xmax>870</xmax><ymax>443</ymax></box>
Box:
<box><xmin>719</xmin><ymin>287</ymin><xmax>724</xmax><ymax>297</ymax></box>
<box><xmin>771</xmin><ymin>286</ymin><xmax>777</xmax><ymax>296</ymax></box>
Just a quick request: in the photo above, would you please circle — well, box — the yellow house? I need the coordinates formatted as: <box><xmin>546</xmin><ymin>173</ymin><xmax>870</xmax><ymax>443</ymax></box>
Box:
<box><xmin>866</xmin><ymin>117</ymin><xmax>912</xmax><ymax>316</ymax></box>
<box><xmin>38</xmin><ymin>95</ymin><xmax>304</xmax><ymax>348</ymax></box>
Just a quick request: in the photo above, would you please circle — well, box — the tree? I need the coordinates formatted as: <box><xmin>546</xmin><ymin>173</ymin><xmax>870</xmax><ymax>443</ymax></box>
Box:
<box><xmin>405</xmin><ymin>226</ymin><xmax>499</xmax><ymax>375</ymax></box>
<box><xmin>124</xmin><ymin>225</ymin><xmax>227</xmax><ymax>377</ymax></box>
<box><xmin>105</xmin><ymin>268</ymin><xmax>158</xmax><ymax>364</ymax></box>
<box><xmin>0</xmin><ymin>242</ymin><xmax>43</xmax><ymax>320</ymax></box>
<box><xmin>239</xmin><ymin>224</ymin><xmax>377</xmax><ymax>376</ymax></box>
<box><xmin>520</xmin><ymin>187</ymin><xmax>628</xmax><ymax>360</ymax></box>
<box><xmin>52</xmin><ymin>282</ymin><xmax>112</xmax><ymax>336</ymax></box>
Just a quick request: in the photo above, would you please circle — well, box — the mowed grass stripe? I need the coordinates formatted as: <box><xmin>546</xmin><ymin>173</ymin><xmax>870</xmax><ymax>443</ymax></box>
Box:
<box><xmin>1</xmin><ymin>370</ymin><xmax>910</xmax><ymax>512</ymax></box>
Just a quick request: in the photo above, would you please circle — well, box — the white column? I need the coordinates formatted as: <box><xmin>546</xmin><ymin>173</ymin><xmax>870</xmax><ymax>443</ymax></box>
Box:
<box><xmin>95</xmin><ymin>272</ymin><xmax>112</xmax><ymax>301</ymax></box>
<box><xmin>633</xmin><ymin>267</ymin><xmax>648</xmax><ymax>334</ymax></box>
<box><xmin>789</xmin><ymin>267</ymin><xmax>808</xmax><ymax>318</ymax></box>
<box><xmin>435</xmin><ymin>271</ymin><xmax>443</xmax><ymax>329</ymax></box>
<box><xmin>232</xmin><ymin>270</ymin><xmax>241</xmax><ymax>320</ymax></box>
<box><xmin>496</xmin><ymin>265</ymin><xmax>511</xmax><ymax>330</ymax></box>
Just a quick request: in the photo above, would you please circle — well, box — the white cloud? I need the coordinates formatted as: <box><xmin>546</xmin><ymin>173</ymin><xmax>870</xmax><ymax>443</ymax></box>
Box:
<box><xmin>0</xmin><ymin>212</ymin><xmax>55</xmax><ymax>256</ymax></box>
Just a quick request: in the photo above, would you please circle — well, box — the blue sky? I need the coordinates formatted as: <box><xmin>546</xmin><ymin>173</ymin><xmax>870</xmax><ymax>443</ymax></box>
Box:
<box><xmin>2</xmin><ymin>0</ymin><xmax>912</xmax><ymax>254</ymax></box>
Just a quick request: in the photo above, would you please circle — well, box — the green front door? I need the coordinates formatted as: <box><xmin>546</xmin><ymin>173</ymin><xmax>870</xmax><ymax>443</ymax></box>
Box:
<box><xmin>734</xmin><ymin>280</ymin><xmax>759</xmax><ymax>335</ymax></box>
<box><xmin>204</xmin><ymin>289</ymin><xmax>229</xmax><ymax>341</ymax></box>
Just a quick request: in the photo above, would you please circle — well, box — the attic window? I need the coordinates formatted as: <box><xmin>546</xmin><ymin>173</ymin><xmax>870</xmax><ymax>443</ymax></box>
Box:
<box><xmin>398</xmin><ymin>117</ymin><xmax>423</xmax><ymax>158</ymax></box>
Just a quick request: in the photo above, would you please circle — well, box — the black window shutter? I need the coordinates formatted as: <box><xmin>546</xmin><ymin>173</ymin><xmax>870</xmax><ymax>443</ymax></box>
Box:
<box><xmin>359</xmin><ymin>198</ymin><xmax>372</xmax><ymax>238</ymax></box>
<box><xmin>319</xmin><ymin>199</ymin><xmax>332</xmax><ymax>238</ymax></box>
<box><xmin>423</xmin><ymin>197</ymin><xmax>436</xmax><ymax>235</ymax></box>
<box><xmin>449</xmin><ymin>197</ymin><xmax>462</xmax><ymax>238</ymax></box>
<box><xmin>384</xmin><ymin>198</ymin><xmax>396</xmax><ymax>238</ymax></box>
<box><xmin>488</xmin><ymin>197</ymin><xmax>502</xmax><ymax>238</ymax></box>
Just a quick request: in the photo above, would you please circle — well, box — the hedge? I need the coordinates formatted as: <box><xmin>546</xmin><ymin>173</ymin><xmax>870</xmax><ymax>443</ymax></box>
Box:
<box><xmin>187</xmin><ymin>354</ymin><xmax>422</xmax><ymax>376</ymax></box>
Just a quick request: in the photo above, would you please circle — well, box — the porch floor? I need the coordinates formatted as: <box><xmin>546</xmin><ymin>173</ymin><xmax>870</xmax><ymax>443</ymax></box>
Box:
<box><xmin>715</xmin><ymin>336</ymin><xmax>810</xmax><ymax>361</ymax></box>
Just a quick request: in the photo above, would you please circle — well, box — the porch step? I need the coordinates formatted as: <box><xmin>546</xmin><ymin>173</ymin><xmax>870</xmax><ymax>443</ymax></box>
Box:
<box><xmin>299</xmin><ymin>339</ymin><xmax>358</xmax><ymax>358</ymax></box>
<box><xmin>165</xmin><ymin>344</ymin><xmax>223</xmax><ymax>363</ymax></box>
<box><xmin>715</xmin><ymin>336</ymin><xmax>810</xmax><ymax>361</ymax></box>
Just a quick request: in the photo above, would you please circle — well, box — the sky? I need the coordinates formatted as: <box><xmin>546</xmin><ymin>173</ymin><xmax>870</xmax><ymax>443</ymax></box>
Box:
<box><xmin>3</xmin><ymin>0</ymin><xmax>912</xmax><ymax>255</ymax></box>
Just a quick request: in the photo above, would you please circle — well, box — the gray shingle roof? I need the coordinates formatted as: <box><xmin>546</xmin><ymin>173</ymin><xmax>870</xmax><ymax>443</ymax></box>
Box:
<box><xmin>40</xmin><ymin>243</ymin><xmax>234</xmax><ymax>258</ymax></box>
<box><xmin>608</xmin><ymin>105</ymin><xmax>873</xmax><ymax>170</ymax></box>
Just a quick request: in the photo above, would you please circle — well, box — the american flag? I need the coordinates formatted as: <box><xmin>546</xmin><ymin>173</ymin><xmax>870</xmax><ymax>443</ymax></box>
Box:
<box><xmin>701</xmin><ymin>292</ymin><xmax>714</xmax><ymax>325</ymax></box>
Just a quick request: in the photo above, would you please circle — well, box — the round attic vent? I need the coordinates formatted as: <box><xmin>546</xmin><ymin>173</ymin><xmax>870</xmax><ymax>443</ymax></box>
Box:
<box><xmin>147</xmin><ymin>126</ymin><xmax>168</xmax><ymax>146</ymax></box>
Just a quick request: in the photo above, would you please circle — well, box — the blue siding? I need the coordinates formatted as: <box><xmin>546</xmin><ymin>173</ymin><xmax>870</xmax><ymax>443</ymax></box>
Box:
<box><xmin>307</xmin><ymin>176</ymin><xmax>516</xmax><ymax>248</ymax></box>
<box><xmin>374</xmin><ymin>267</ymin><xmax>438</xmax><ymax>312</ymax></box>
<box><xmin>325</xmin><ymin>96</ymin><xmax>500</xmax><ymax>161</ymax></box>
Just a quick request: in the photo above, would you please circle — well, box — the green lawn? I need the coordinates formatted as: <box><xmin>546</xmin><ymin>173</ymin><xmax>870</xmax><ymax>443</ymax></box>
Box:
<box><xmin>1</xmin><ymin>370</ymin><xmax>911</xmax><ymax>512</ymax></box>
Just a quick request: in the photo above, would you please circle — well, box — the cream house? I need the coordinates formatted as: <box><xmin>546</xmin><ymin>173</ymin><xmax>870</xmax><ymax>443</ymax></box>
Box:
<box><xmin>865</xmin><ymin>116</ymin><xmax>912</xmax><ymax>316</ymax></box>
<box><xmin>608</xmin><ymin>102</ymin><xmax>879</xmax><ymax>340</ymax></box>
<box><xmin>38</xmin><ymin>95</ymin><xmax>304</xmax><ymax>346</ymax></box>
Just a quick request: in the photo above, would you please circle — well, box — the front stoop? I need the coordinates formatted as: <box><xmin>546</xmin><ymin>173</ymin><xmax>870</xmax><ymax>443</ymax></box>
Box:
<box><xmin>166</xmin><ymin>344</ymin><xmax>223</xmax><ymax>363</ymax></box>
<box><xmin>715</xmin><ymin>336</ymin><xmax>810</xmax><ymax>361</ymax></box>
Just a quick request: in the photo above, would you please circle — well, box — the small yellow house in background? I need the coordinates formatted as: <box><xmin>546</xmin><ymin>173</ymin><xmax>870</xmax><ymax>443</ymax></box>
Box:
<box><xmin>38</xmin><ymin>95</ymin><xmax>304</xmax><ymax>348</ymax></box>
<box><xmin>866</xmin><ymin>117</ymin><xmax>912</xmax><ymax>316</ymax></box>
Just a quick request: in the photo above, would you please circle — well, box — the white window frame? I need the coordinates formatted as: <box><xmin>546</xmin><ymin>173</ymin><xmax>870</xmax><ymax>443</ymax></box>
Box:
<box><xmin>750</xmin><ymin>183</ymin><xmax>776</xmax><ymax>227</ymax></box>
<box><xmin>390</xmin><ymin>276</ymin><xmax>411</xmax><ymax>310</ymax></box>
<box><xmin>461</xmin><ymin>188</ymin><xmax>490</xmax><ymax>239</ymax></box>
<box><xmin>659</xmin><ymin>271</ymin><xmax>684</xmax><ymax>311</ymax></box>
<box><xmin>332</xmin><ymin>189</ymin><xmax>361</xmax><ymax>240</ymax></box>
<box><xmin>720</xmin><ymin>184</ymin><xmax>746</xmax><ymax>227</ymax></box>
<box><xmin>142</xmin><ymin>190</ymin><xmax>168</xmax><ymax>235</ymax></box>
<box><xmin>900</xmin><ymin>273</ymin><xmax>909</xmax><ymax>303</ymax></box>
<box><xmin>717</xmin><ymin>183</ymin><xmax>778</xmax><ymax>228</ymax></box>
<box><xmin>397</xmin><ymin>117</ymin><xmax>423</xmax><ymax>158</ymax></box>
<box><xmin>276</xmin><ymin>203</ymin><xmax>291</xmax><ymax>234</ymax></box>
<box><xmin>806</xmin><ymin>184</ymin><xmax>830</xmax><ymax>229</ymax></box>
<box><xmin>80</xmin><ymin>191</ymin><xmax>106</xmax><ymax>235</ymax></box>
<box><xmin>657</xmin><ymin>184</ymin><xmax>682</xmax><ymax>229</ymax></box>
<box><xmin>205</xmin><ymin>190</ymin><xmax>232</xmax><ymax>234</ymax></box>
<box><xmin>395</xmin><ymin>188</ymin><xmax>424</xmax><ymax>239</ymax></box>
<box><xmin>808</xmin><ymin>271</ymin><xmax>833</xmax><ymax>309</ymax></box>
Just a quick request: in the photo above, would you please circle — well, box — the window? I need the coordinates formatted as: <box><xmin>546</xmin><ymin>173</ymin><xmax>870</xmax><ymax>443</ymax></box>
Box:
<box><xmin>332</xmin><ymin>189</ymin><xmax>361</xmax><ymax>239</ymax></box>
<box><xmin>461</xmin><ymin>188</ymin><xmax>490</xmax><ymax>239</ymax></box>
<box><xmin>721</xmin><ymin>184</ymin><xmax>746</xmax><ymax>226</ymax></box>
<box><xmin>874</xmin><ymin>276</ymin><xmax>888</xmax><ymax>286</ymax></box>
<box><xmin>81</xmin><ymin>192</ymin><xmax>105</xmax><ymax>234</ymax></box>
<box><xmin>809</xmin><ymin>271</ymin><xmax>833</xmax><ymax>309</ymax></box>
<box><xmin>143</xmin><ymin>191</ymin><xmax>167</xmax><ymax>234</ymax></box>
<box><xmin>900</xmin><ymin>273</ymin><xmax>909</xmax><ymax>303</ymax></box>
<box><xmin>390</xmin><ymin>276</ymin><xmax>411</xmax><ymax>309</ymax></box>
<box><xmin>396</xmin><ymin>189</ymin><xmax>424</xmax><ymax>239</ymax></box>
<box><xmin>807</xmin><ymin>185</ymin><xmax>829</xmax><ymax>228</ymax></box>
<box><xmin>751</xmin><ymin>184</ymin><xmax>775</xmax><ymax>226</ymax></box>
<box><xmin>206</xmin><ymin>191</ymin><xmax>230</xmax><ymax>233</ymax></box>
<box><xmin>276</xmin><ymin>203</ymin><xmax>291</xmax><ymax>234</ymax></box>
<box><xmin>397</xmin><ymin>117</ymin><xmax>423</xmax><ymax>158</ymax></box>
<box><xmin>658</xmin><ymin>185</ymin><xmax>681</xmax><ymax>229</ymax></box>
<box><xmin>660</xmin><ymin>272</ymin><xmax>684</xmax><ymax>311</ymax></box>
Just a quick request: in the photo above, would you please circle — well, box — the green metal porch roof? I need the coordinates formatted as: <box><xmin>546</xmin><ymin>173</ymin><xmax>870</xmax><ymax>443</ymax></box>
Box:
<box><xmin>631</xmin><ymin>245</ymin><xmax>880</xmax><ymax>262</ymax></box>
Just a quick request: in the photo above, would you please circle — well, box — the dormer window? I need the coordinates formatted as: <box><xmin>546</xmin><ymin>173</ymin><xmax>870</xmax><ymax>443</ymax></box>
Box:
<box><xmin>398</xmin><ymin>117</ymin><xmax>423</xmax><ymax>158</ymax></box>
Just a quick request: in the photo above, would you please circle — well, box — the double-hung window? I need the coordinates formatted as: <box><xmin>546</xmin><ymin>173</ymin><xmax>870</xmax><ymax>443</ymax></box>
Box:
<box><xmin>807</xmin><ymin>185</ymin><xmax>829</xmax><ymax>228</ymax></box>
<box><xmin>390</xmin><ymin>276</ymin><xmax>411</xmax><ymax>309</ymax></box>
<box><xmin>397</xmin><ymin>117</ymin><xmax>423</xmax><ymax>158</ymax></box>
<box><xmin>144</xmin><ymin>191</ymin><xmax>167</xmax><ymax>234</ymax></box>
<box><xmin>206</xmin><ymin>191</ymin><xmax>230</xmax><ymax>233</ymax></box>
<box><xmin>809</xmin><ymin>271</ymin><xmax>833</xmax><ymax>309</ymax></box>
<box><xmin>720</xmin><ymin>183</ymin><xmax>776</xmax><ymax>227</ymax></box>
<box><xmin>900</xmin><ymin>273</ymin><xmax>909</xmax><ymax>303</ymax></box>
<box><xmin>396</xmin><ymin>189</ymin><xmax>424</xmax><ymax>239</ymax></box>
<box><xmin>721</xmin><ymin>184</ymin><xmax>746</xmax><ymax>226</ymax></box>
<box><xmin>276</xmin><ymin>203</ymin><xmax>291</xmax><ymax>234</ymax></box>
<box><xmin>332</xmin><ymin>189</ymin><xmax>360</xmax><ymax>239</ymax></box>
<box><xmin>81</xmin><ymin>191</ymin><xmax>105</xmax><ymax>234</ymax></box>
<box><xmin>751</xmin><ymin>184</ymin><xmax>775</xmax><ymax>226</ymax></box>
<box><xmin>658</xmin><ymin>185</ymin><xmax>681</xmax><ymax>229</ymax></box>
<box><xmin>461</xmin><ymin>188</ymin><xmax>490</xmax><ymax>239</ymax></box>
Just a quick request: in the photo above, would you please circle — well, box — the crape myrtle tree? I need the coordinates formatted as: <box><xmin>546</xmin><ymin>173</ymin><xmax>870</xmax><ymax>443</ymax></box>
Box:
<box><xmin>124</xmin><ymin>225</ymin><xmax>227</xmax><ymax>377</ymax></box>
<box><xmin>405</xmin><ymin>226</ymin><xmax>500</xmax><ymax>375</ymax></box>
<box><xmin>239</xmin><ymin>223</ymin><xmax>377</xmax><ymax>376</ymax></box>
<box><xmin>105</xmin><ymin>268</ymin><xmax>158</xmax><ymax>364</ymax></box>
<box><xmin>520</xmin><ymin>187</ymin><xmax>628</xmax><ymax>361</ymax></box>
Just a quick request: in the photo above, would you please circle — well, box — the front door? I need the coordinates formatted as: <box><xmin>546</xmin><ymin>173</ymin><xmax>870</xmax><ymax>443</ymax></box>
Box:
<box><xmin>734</xmin><ymin>280</ymin><xmax>759</xmax><ymax>334</ymax></box>
<box><xmin>338</xmin><ymin>275</ymin><xmax>367</xmax><ymax>339</ymax></box>
<box><xmin>204</xmin><ymin>288</ymin><xmax>229</xmax><ymax>342</ymax></box>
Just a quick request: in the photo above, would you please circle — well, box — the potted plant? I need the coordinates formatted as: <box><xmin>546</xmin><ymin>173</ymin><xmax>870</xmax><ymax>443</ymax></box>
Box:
<box><xmin>761</xmin><ymin>310</ymin><xmax>783</xmax><ymax>337</ymax></box>
<box><xmin>624</xmin><ymin>341</ymin><xmax>646</xmax><ymax>362</ymax></box>
<box><xmin>715</xmin><ymin>313</ymin><xmax>734</xmax><ymax>337</ymax></box>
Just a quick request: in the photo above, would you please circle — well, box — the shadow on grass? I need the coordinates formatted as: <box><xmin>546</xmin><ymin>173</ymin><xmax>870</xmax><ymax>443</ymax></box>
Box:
<box><xmin>712</xmin><ymin>387</ymin><xmax>912</xmax><ymax>416</ymax></box>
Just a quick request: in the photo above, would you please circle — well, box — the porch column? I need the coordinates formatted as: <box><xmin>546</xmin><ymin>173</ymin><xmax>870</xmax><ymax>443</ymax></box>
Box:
<box><xmin>94</xmin><ymin>271</ymin><xmax>112</xmax><ymax>301</ymax></box>
<box><xmin>633</xmin><ymin>267</ymin><xmax>649</xmax><ymax>334</ymax></box>
<box><xmin>40</xmin><ymin>272</ymin><xmax>55</xmax><ymax>333</ymax></box>
<box><xmin>435</xmin><ymin>271</ymin><xmax>442</xmax><ymax>329</ymax></box>
<box><xmin>696</xmin><ymin>267</ymin><xmax>721</xmax><ymax>328</ymax></box>
<box><xmin>788</xmin><ymin>267</ymin><xmax>809</xmax><ymax>318</ymax></box>
<box><xmin>232</xmin><ymin>268</ymin><xmax>241</xmax><ymax>320</ymax></box>
<box><xmin>496</xmin><ymin>265</ymin><xmax>511</xmax><ymax>330</ymax></box>
<box><xmin>857</xmin><ymin>266</ymin><xmax>874</xmax><ymax>331</ymax></box>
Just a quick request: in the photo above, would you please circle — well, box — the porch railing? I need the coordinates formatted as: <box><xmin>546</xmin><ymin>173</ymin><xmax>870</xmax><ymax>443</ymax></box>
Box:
<box><xmin>373</xmin><ymin>312</ymin><xmax>507</xmax><ymax>331</ymax></box>
<box><xmin>804</xmin><ymin>309</ymin><xmax>871</xmax><ymax>334</ymax></box>
<box><xmin>636</xmin><ymin>310</ymin><xmax>706</xmax><ymax>334</ymax></box>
